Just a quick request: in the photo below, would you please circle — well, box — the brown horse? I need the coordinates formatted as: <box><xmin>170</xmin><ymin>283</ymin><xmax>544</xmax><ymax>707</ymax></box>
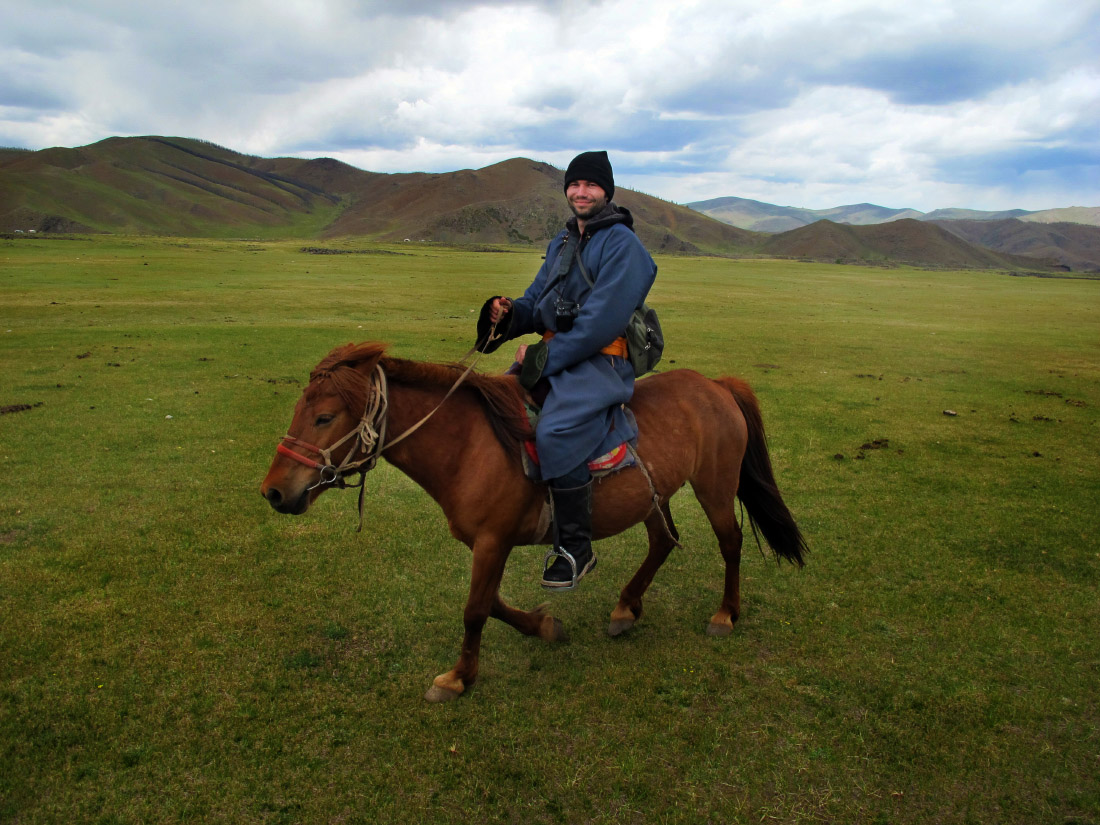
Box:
<box><xmin>260</xmin><ymin>342</ymin><xmax>806</xmax><ymax>702</ymax></box>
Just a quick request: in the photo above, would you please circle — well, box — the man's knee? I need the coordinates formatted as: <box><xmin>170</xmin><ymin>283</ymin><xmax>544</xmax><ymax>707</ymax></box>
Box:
<box><xmin>550</xmin><ymin>461</ymin><xmax>591</xmax><ymax>490</ymax></box>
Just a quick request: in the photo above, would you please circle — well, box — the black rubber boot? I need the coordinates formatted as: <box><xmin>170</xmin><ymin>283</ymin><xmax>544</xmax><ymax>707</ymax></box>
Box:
<box><xmin>541</xmin><ymin>481</ymin><xmax>596</xmax><ymax>590</ymax></box>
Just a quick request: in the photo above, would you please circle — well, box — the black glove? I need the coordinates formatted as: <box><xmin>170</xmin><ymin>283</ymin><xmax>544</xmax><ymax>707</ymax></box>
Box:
<box><xmin>474</xmin><ymin>296</ymin><xmax>513</xmax><ymax>353</ymax></box>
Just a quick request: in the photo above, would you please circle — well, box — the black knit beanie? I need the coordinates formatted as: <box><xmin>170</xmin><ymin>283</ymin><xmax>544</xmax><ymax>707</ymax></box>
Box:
<box><xmin>563</xmin><ymin>151</ymin><xmax>614</xmax><ymax>200</ymax></box>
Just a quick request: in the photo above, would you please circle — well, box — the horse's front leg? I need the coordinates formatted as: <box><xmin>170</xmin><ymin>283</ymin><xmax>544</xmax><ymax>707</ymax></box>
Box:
<box><xmin>424</xmin><ymin>535</ymin><xmax>510</xmax><ymax>703</ymax></box>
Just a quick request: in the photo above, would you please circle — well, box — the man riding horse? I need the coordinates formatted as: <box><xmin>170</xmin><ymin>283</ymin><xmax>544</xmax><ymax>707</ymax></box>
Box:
<box><xmin>477</xmin><ymin>151</ymin><xmax>657</xmax><ymax>590</ymax></box>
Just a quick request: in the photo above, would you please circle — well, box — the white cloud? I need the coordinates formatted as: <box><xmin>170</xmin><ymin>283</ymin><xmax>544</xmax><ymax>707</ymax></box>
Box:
<box><xmin>2</xmin><ymin>0</ymin><xmax>1097</xmax><ymax>211</ymax></box>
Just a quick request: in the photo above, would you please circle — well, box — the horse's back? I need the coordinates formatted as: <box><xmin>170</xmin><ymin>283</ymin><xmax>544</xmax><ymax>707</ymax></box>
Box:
<box><xmin>630</xmin><ymin>368</ymin><xmax>749</xmax><ymax>482</ymax></box>
<box><xmin>632</xmin><ymin>369</ymin><xmax>745</xmax><ymax>427</ymax></box>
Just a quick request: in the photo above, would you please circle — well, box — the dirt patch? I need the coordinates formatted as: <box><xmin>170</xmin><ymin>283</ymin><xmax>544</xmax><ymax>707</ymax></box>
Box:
<box><xmin>223</xmin><ymin>375</ymin><xmax>301</xmax><ymax>385</ymax></box>
<box><xmin>1009</xmin><ymin>271</ymin><xmax>1100</xmax><ymax>281</ymax></box>
<box><xmin>1024</xmin><ymin>389</ymin><xmax>1087</xmax><ymax>409</ymax></box>
<box><xmin>1</xmin><ymin>402</ymin><xmax>42</xmax><ymax>415</ymax></box>
<box><xmin>300</xmin><ymin>247</ymin><xmax>408</xmax><ymax>256</ymax></box>
<box><xmin>835</xmin><ymin>438</ymin><xmax>903</xmax><ymax>461</ymax></box>
<box><xmin>860</xmin><ymin>439</ymin><xmax>891</xmax><ymax>451</ymax></box>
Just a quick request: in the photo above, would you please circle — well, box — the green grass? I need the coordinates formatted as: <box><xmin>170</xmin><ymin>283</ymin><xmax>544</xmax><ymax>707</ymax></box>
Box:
<box><xmin>1</xmin><ymin>235</ymin><xmax>1098</xmax><ymax>824</ymax></box>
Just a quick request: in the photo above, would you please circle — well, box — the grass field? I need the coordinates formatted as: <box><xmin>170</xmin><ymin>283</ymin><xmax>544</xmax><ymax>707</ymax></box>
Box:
<box><xmin>1</xmin><ymin>235</ymin><xmax>1098</xmax><ymax>824</ymax></box>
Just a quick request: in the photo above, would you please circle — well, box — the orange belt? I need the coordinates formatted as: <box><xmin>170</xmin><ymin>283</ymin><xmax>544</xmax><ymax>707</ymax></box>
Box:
<box><xmin>542</xmin><ymin>331</ymin><xmax>628</xmax><ymax>359</ymax></box>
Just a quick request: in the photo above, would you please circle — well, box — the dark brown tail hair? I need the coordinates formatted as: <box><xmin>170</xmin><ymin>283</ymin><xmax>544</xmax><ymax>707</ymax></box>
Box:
<box><xmin>718</xmin><ymin>377</ymin><xmax>807</xmax><ymax>567</ymax></box>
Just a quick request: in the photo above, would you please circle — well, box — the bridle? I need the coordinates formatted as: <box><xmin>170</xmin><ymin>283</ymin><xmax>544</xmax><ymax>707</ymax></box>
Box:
<box><xmin>277</xmin><ymin>364</ymin><xmax>390</xmax><ymax>494</ymax></box>
<box><xmin>274</xmin><ymin>326</ymin><xmax>501</xmax><ymax>530</ymax></box>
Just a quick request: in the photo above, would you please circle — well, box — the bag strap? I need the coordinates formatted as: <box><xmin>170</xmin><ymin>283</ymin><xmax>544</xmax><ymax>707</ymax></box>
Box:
<box><xmin>573</xmin><ymin>238</ymin><xmax>648</xmax><ymax>314</ymax></box>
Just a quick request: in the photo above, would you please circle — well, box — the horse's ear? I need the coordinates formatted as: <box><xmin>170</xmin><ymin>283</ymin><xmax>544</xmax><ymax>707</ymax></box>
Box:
<box><xmin>312</xmin><ymin>342</ymin><xmax>387</xmax><ymax>379</ymax></box>
<box><xmin>345</xmin><ymin>342</ymin><xmax>387</xmax><ymax>372</ymax></box>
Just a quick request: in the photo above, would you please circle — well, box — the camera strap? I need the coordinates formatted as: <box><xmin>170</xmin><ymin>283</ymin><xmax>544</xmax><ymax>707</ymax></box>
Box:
<box><xmin>539</xmin><ymin>231</ymin><xmax>580</xmax><ymax>305</ymax></box>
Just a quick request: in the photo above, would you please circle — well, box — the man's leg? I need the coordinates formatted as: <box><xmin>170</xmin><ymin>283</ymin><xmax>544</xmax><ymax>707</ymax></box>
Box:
<box><xmin>542</xmin><ymin>462</ymin><xmax>596</xmax><ymax>590</ymax></box>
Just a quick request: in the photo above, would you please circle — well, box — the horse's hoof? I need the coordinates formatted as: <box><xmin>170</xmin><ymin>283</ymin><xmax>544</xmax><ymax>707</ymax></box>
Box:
<box><xmin>608</xmin><ymin>617</ymin><xmax>635</xmax><ymax>637</ymax></box>
<box><xmin>424</xmin><ymin>684</ymin><xmax>461</xmax><ymax>703</ymax></box>
<box><xmin>425</xmin><ymin>672</ymin><xmax>465</xmax><ymax>702</ymax></box>
<box><xmin>539</xmin><ymin>615</ymin><xmax>568</xmax><ymax>643</ymax></box>
<box><xmin>706</xmin><ymin>621</ymin><xmax>733</xmax><ymax>637</ymax></box>
<box><xmin>609</xmin><ymin>604</ymin><xmax>640</xmax><ymax>637</ymax></box>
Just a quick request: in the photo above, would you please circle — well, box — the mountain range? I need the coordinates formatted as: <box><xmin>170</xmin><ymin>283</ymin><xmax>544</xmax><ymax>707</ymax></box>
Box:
<box><xmin>2</xmin><ymin>136</ymin><xmax>1098</xmax><ymax>272</ymax></box>
<box><xmin>685</xmin><ymin>195</ymin><xmax>1100</xmax><ymax>234</ymax></box>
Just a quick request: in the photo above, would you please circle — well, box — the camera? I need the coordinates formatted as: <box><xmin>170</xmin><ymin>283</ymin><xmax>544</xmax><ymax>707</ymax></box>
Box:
<box><xmin>555</xmin><ymin>299</ymin><xmax>579</xmax><ymax>332</ymax></box>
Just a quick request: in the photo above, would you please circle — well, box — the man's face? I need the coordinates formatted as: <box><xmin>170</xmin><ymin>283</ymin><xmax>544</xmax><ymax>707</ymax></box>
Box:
<box><xmin>566</xmin><ymin>180</ymin><xmax>608</xmax><ymax>220</ymax></box>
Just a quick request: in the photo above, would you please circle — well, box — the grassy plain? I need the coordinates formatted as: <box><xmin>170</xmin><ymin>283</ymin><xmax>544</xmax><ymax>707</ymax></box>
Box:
<box><xmin>1</xmin><ymin>235</ymin><xmax>1098</xmax><ymax>824</ymax></box>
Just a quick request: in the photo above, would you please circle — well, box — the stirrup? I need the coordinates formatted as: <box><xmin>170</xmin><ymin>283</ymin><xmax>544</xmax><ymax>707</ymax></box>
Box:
<box><xmin>541</xmin><ymin>546</ymin><xmax>596</xmax><ymax>591</ymax></box>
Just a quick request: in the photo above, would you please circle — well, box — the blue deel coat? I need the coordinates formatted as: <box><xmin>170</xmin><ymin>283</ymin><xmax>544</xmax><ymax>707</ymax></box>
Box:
<box><xmin>493</xmin><ymin>204</ymin><xmax>657</xmax><ymax>481</ymax></box>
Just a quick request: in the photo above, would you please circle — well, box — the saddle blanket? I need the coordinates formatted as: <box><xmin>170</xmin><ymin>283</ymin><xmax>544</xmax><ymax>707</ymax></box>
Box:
<box><xmin>522</xmin><ymin>439</ymin><xmax>634</xmax><ymax>482</ymax></box>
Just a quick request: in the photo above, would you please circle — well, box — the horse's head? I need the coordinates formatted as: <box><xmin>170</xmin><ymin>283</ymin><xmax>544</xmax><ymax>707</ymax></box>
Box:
<box><xmin>260</xmin><ymin>343</ymin><xmax>387</xmax><ymax>515</ymax></box>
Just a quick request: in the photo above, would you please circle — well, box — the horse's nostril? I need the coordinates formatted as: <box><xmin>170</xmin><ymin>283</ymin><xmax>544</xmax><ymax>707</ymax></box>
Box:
<box><xmin>264</xmin><ymin>487</ymin><xmax>283</xmax><ymax>508</ymax></box>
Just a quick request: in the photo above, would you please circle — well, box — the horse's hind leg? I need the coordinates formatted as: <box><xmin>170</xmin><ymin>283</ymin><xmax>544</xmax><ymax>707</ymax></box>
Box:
<box><xmin>693</xmin><ymin>483</ymin><xmax>744</xmax><ymax>636</ymax></box>
<box><xmin>491</xmin><ymin>595</ymin><xmax>567</xmax><ymax>643</ymax></box>
<box><xmin>609</xmin><ymin>500</ymin><xmax>679</xmax><ymax>637</ymax></box>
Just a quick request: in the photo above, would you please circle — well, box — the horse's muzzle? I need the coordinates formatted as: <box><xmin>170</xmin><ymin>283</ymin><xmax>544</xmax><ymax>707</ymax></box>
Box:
<box><xmin>261</xmin><ymin>484</ymin><xmax>310</xmax><ymax>515</ymax></box>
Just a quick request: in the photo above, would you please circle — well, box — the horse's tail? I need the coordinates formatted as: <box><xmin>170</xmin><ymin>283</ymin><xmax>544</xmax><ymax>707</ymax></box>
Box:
<box><xmin>717</xmin><ymin>377</ymin><xmax>807</xmax><ymax>567</ymax></box>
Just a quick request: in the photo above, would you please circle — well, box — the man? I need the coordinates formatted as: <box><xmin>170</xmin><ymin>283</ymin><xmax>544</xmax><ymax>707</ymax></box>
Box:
<box><xmin>476</xmin><ymin>150</ymin><xmax>657</xmax><ymax>590</ymax></box>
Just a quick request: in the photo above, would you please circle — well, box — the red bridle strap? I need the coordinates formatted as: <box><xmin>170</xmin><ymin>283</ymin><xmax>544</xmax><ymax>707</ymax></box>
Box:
<box><xmin>276</xmin><ymin>441</ymin><xmax>325</xmax><ymax>469</ymax></box>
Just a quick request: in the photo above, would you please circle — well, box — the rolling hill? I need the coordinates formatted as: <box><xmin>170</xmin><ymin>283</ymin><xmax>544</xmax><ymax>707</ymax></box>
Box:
<box><xmin>0</xmin><ymin>137</ymin><xmax>350</xmax><ymax>236</ymax></box>
<box><xmin>0</xmin><ymin>136</ymin><xmax>754</xmax><ymax>255</ymax></box>
<box><xmin>2</xmin><ymin>136</ymin><xmax>1093</xmax><ymax>270</ymax></box>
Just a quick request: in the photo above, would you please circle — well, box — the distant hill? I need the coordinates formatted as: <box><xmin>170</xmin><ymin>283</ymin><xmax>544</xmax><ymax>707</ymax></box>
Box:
<box><xmin>690</xmin><ymin>197</ymin><xmax>1100</xmax><ymax>232</ymax></box>
<box><xmin>0</xmin><ymin>136</ymin><xmax>754</xmax><ymax>255</ymax></box>
<box><xmin>758</xmin><ymin>219</ymin><xmax>1061</xmax><ymax>270</ymax></box>
<box><xmin>930</xmin><ymin>218</ymin><xmax>1100</xmax><ymax>272</ymax></box>
<box><xmin>690</xmin><ymin>196</ymin><xmax>1100</xmax><ymax>271</ymax></box>
<box><xmin>689</xmin><ymin>196</ymin><xmax>922</xmax><ymax>232</ymax></box>
<box><xmin>1016</xmin><ymin>206</ymin><xmax>1100</xmax><ymax>226</ymax></box>
<box><xmin>922</xmin><ymin>207</ymin><xmax>1032</xmax><ymax>222</ymax></box>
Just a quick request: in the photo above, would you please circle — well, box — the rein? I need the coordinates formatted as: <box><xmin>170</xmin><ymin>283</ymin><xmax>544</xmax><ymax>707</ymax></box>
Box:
<box><xmin>276</xmin><ymin>324</ymin><xmax>503</xmax><ymax>531</ymax></box>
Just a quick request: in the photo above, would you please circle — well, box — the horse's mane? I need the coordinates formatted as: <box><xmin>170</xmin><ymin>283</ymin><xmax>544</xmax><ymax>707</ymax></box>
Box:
<box><xmin>308</xmin><ymin>342</ymin><xmax>530</xmax><ymax>460</ymax></box>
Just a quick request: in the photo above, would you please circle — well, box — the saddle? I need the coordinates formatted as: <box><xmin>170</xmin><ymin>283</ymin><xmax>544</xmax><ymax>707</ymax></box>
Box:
<box><xmin>517</xmin><ymin>385</ymin><xmax>635</xmax><ymax>483</ymax></box>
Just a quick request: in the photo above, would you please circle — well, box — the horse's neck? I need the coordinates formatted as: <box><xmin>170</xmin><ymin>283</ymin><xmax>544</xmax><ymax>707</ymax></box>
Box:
<box><xmin>380</xmin><ymin>380</ymin><xmax>483</xmax><ymax>501</ymax></box>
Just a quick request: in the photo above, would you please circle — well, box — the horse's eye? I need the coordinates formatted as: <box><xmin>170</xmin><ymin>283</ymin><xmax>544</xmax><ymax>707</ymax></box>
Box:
<box><xmin>314</xmin><ymin>413</ymin><xmax>335</xmax><ymax>427</ymax></box>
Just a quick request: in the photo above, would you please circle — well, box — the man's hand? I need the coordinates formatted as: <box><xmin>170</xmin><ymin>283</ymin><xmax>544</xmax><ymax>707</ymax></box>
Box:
<box><xmin>514</xmin><ymin>343</ymin><xmax>528</xmax><ymax>364</ymax></box>
<box><xmin>490</xmin><ymin>297</ymin><xmax>513</xmax><ymax>323</ymax></box>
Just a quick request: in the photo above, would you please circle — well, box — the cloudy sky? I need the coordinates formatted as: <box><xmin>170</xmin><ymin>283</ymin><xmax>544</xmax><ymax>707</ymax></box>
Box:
<box><xmin>2</xmin><ymin>0</ymin><xmax>1098</xmax><ymax>211</ymax></box>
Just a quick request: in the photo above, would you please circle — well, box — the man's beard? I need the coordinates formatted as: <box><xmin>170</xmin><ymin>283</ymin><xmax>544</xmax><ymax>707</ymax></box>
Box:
<box><xmin>569</xmin><ymin>196</ymin><xmax>608</xmax><ymax>220</ymax></box>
